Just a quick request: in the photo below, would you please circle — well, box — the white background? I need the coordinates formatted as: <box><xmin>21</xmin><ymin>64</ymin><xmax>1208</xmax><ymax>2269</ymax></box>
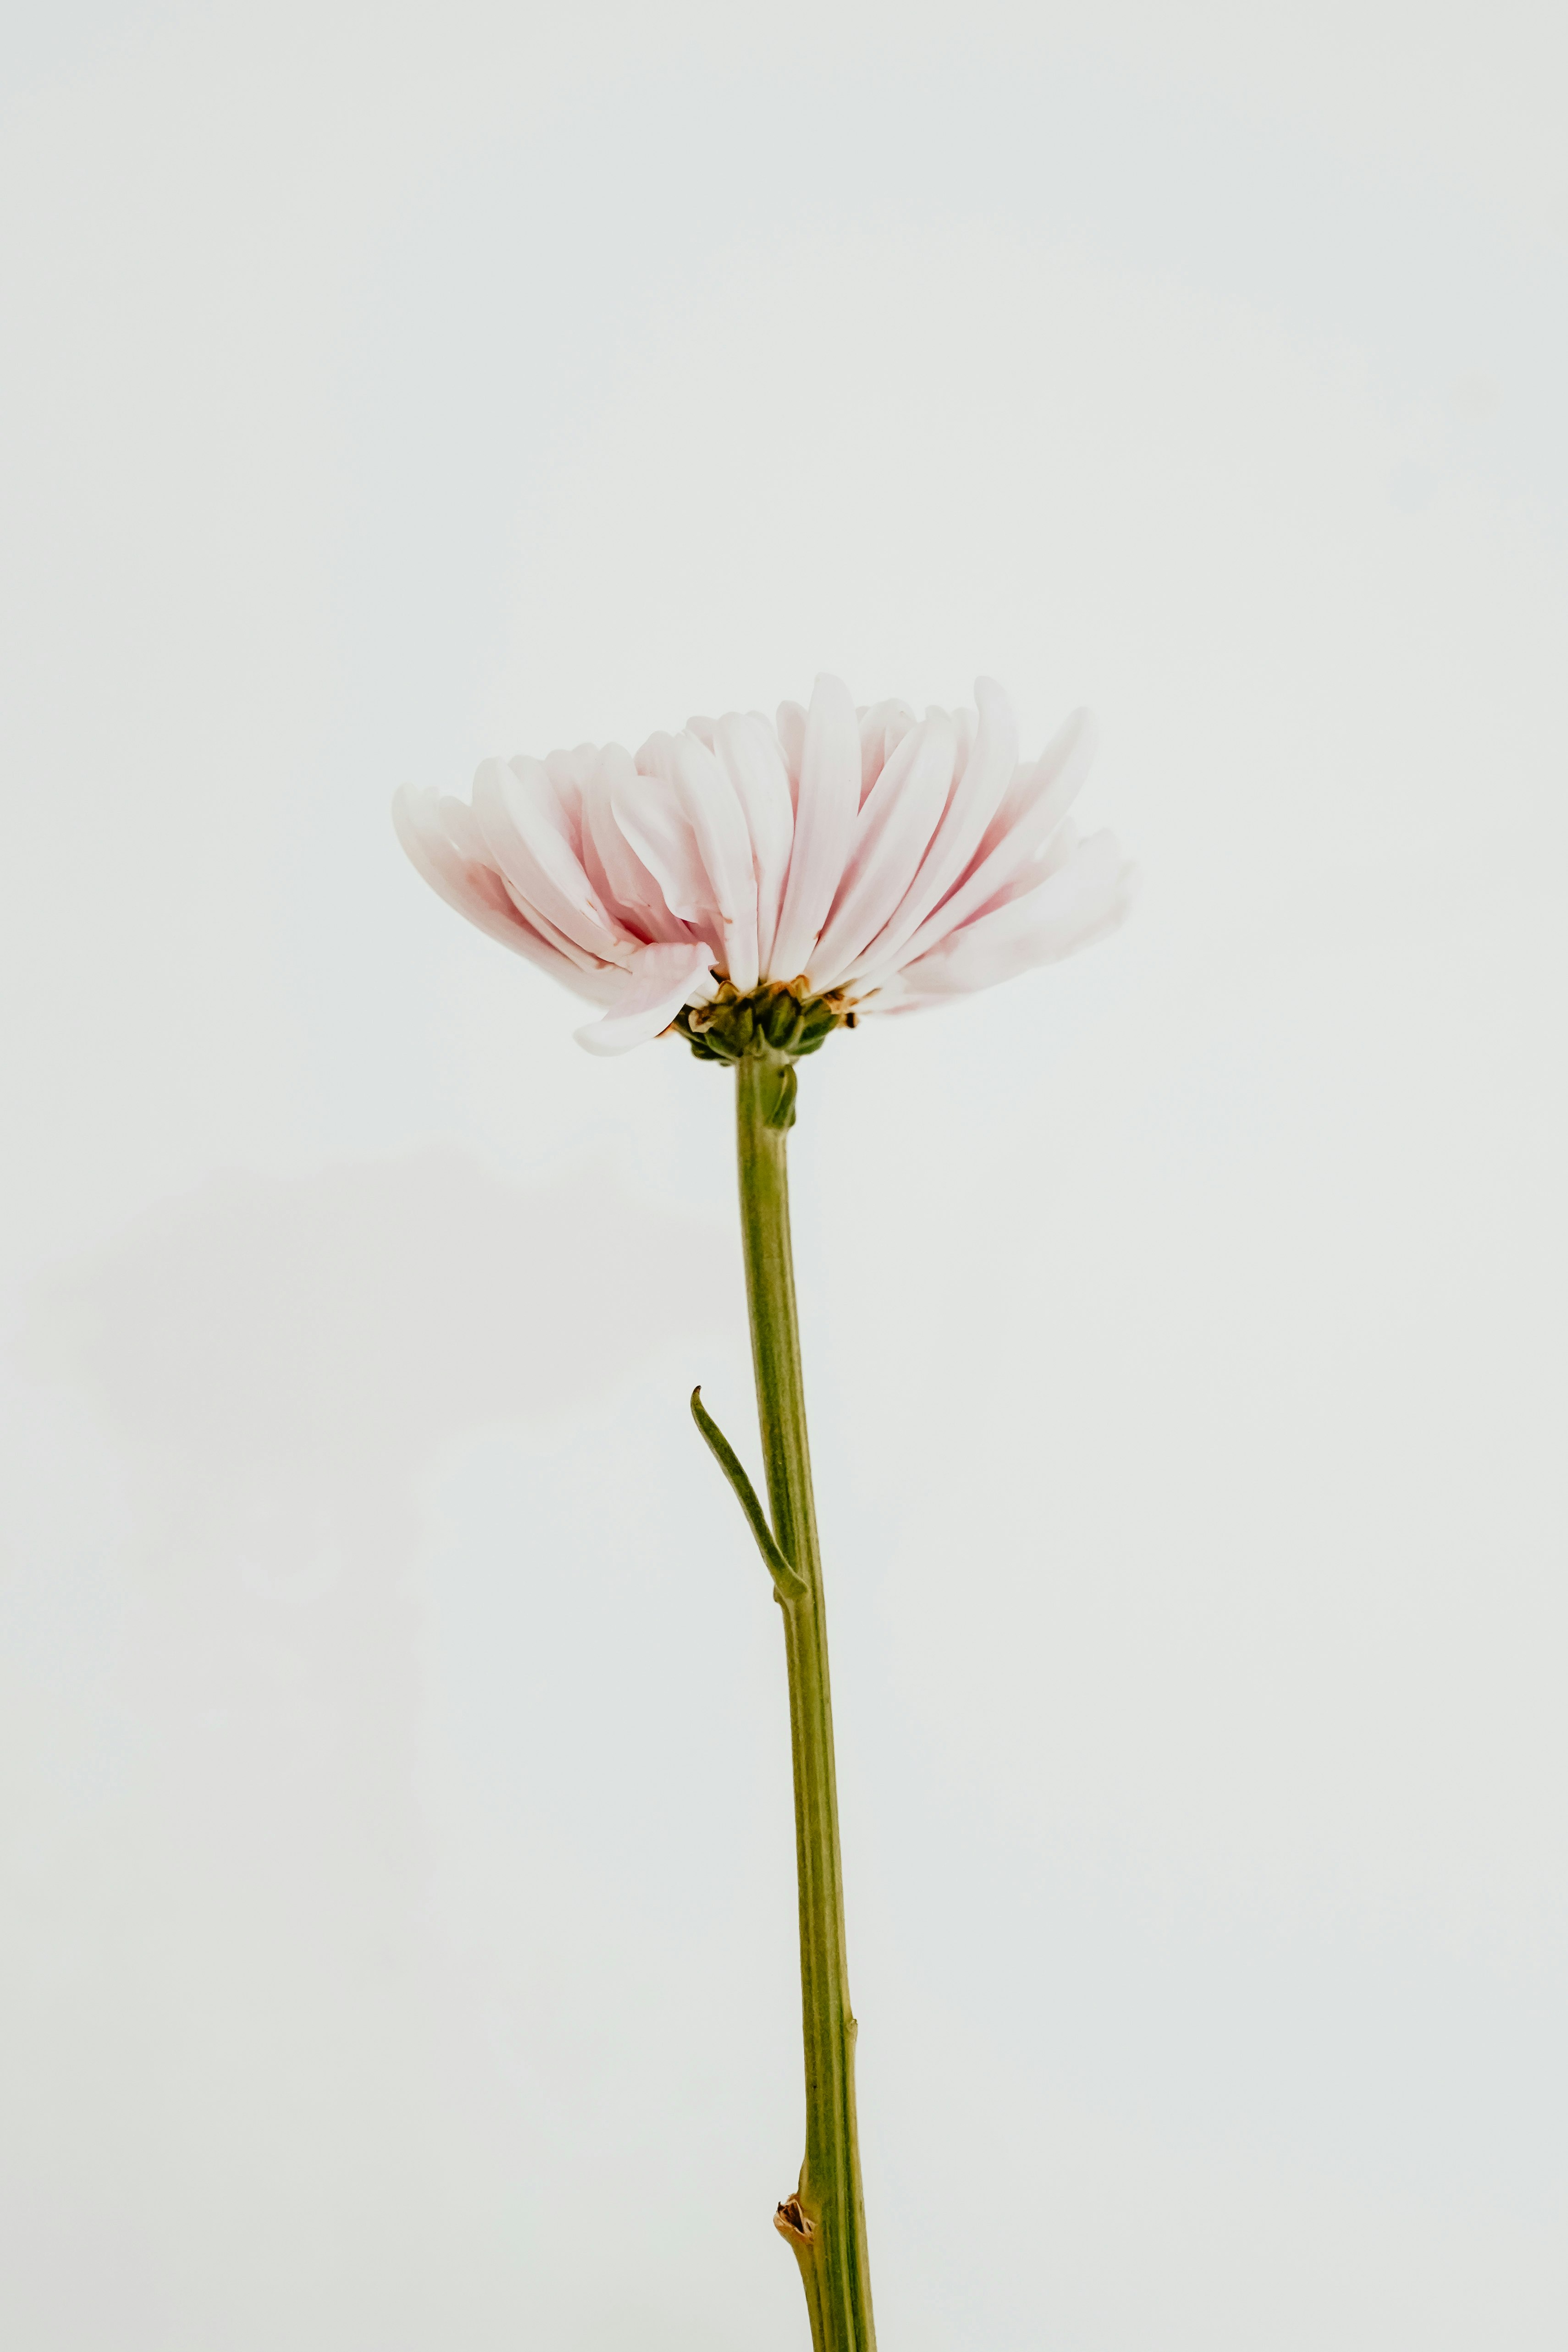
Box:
<box><xmin>3</xmin><ymin>3</ymin><xmax>1567</xmax><ymax>2345</ymax></box>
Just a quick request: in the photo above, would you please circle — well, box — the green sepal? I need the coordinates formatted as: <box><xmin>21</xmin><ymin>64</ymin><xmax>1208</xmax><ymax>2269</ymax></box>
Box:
<box><xmin>670</xmin><ymin>983</ymin><xmax>851</xmax><ymax>1071</ymax></box>
<box><xmin>760</xmin><ymin>990</ymin><xmax>808</xmax><ymax>1051</ymax></box>
<box><xmin>690</xmin><ymin>1386</ymin><xmax>809</xmax><ymax>1604</ymax></box>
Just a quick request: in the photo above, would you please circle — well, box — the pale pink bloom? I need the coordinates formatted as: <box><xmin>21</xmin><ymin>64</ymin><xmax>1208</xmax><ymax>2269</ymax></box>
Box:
<box><xmin>393</xmin><ymin>676</ymin><xmax>1132</xmax><ymax>1055</ymax></box>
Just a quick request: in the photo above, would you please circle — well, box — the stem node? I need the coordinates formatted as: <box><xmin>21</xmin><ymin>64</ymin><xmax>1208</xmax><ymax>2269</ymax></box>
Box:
<box><xmin>774</xmin><ymin>2197</ymin><xmax>816</xmax><ymax>2244</ymax></box>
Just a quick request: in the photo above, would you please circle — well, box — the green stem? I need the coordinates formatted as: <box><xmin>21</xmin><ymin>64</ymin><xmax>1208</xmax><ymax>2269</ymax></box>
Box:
<box><xmin>734</xmin><ymin>1051</ymin><xmax>877</xmax><ymax>2352</ymax></box>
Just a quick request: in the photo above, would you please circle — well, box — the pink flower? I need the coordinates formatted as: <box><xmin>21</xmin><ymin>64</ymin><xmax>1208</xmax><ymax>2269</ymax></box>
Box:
<box><xmin>393</xmin><ymin>675</ymin><xmax>1132</xmax><ymax>1056</ymax></box>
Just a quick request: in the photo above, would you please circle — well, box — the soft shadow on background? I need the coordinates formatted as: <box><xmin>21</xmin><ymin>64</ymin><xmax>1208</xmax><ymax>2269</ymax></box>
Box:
<box><xmin>3</xmin><ymin>1</ymin><xmax>1567</xmax><ymax>2346</ymax></box>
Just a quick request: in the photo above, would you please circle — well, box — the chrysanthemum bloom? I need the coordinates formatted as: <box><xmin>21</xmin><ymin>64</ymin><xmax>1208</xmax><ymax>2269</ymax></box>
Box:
<box><xmin>393</xmin><ymin>674</ymin><xmax>1132</xmax><ymax>1060</ymax></box>
<box><xmin>392</xmin><ymin>672</ymin><xmax>1131</xmax><ymax>2352</ymax></box>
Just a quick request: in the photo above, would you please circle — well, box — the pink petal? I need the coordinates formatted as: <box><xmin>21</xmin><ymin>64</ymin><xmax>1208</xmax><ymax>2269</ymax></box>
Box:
<box><xmin>644</xmin><ymin>729</ymin><xmax>760</xmax><ymax>994</ymax></box>
<box><xmin>712</xmin><ymin>713</ymin><xmax>795</xmax><ymax>977</ymax></box>
<box><xmin>856</xmin><ymin>698</ymin><xmax>919</xmax><ymax>804</ymax></box>
<box><xmin>842</xmin><ymin>676</ymin><xmax>1019</xmax><ymax>988</ymax></box>
<box><xmin>886</xmin><ymin>829</ymin><xmax>1133</xmax><ymax>1001</ymax></box>
<box><xmin>438</xmin><ymin>790</ymin><xmax>611</xmax><ymax>977</ymax></box>
<box><xmin>806</xmin><ymin>715</ymin><xmax>958</xmax><ymax>990</ymax></box>
<box><xmin>944</xmin><ymin>702</ymin><xmax>977</xmax><ymax>784</ymax></box>
<box><xmin>613</xmin><ymin>748</ymin><xmax>718</xmax><ymax>933</ymax></box>
<box><xmin>891</xmin><ymin>707</ymin><xmax>1099</xmax><ymax>967</ymax></box>
<box><xmin>542</xmin><ymin>745</ymin><xmax>596</xmax><ymax>847</ymax></box>
<box><xmin>774</xmin><ymin>700</ymin><xmax>807</xmax><ymax>811</ymax></box>
<box><xmin>472</xmin><ymin>757</ymin><xmax>626</xmax><ymax>962</ymax></box>
<box><xmin>574</xmin><ymin>939</ymin><xmax>719</xmax><ymax>1056</ymax></box>
<box><xmin>768</xmin><ymin>673</ymin><xmax>862</xmax><ymax>982</ymax></box>
<box><xmin>580</xmin><ymin>746</ymin><xmax>692</xmax><ymax>943</ymax></box>
<box><xmin>392</xmin><ymin>786</ymin><xmax>619</xmax><ymax>1004</ymax></box>
<box><xmin>495</xmin><ymin>874</ymin><xmax>619</xmax><ymax>975</ymax></box>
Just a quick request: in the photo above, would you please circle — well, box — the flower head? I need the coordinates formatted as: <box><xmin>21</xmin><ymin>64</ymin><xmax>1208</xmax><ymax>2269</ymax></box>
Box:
<box><xmin>393</xmin><ymin>675</ymin><xmax>1132</xmax><ymax>1058</ymax></box>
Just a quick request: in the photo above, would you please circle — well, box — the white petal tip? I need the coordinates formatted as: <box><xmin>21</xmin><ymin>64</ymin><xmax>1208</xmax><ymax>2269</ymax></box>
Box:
<box><xmin>571</xmin><ymin>940</ymin><xmax>718</xmax><ymax>1057</ymax></box>
<box><xmin>573</xmin><ymin>1021</ymin><xmax>645</xmax><ymax>1058</ymax></box>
